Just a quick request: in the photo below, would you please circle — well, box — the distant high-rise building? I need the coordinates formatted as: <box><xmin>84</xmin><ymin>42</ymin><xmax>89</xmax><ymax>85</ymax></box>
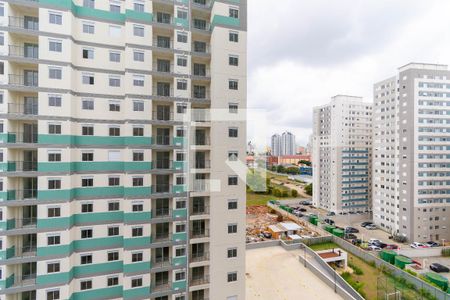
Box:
<box><xmin>373</xmin><ymin>63</ymin><xmax>450</xmax><ymax>242</ymax></box>
<box><xmin>313</xmin><ymin>95</ymin><xmax>373</xmax><ymax>213</ymax></box>
<box><xmin>281</xmin><ymin>132</ymin><xmax>296</xmax><ymax>155</ymax></box>
<box><xmin>271</xmin><ymin>134</ymin><xmax>281</xmax><ymax>156</ymax></box>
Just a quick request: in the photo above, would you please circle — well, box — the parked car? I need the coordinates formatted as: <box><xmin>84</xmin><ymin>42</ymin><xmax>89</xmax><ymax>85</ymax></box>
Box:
<box><xmin>361</xmin><ymin>221</ymin><xmax>374</xmax><ymax>227</ymax></box>
<box><xmin>324</xmin><ymin>219</ymin><xmax>335</xmax><ymax>225</ymax></box>
<box><xmin>425</xmin><ymin>241</ymin><xmax>440</xmax><ymax>247</ymax></box>
<box><xmin>345</xmin><ymin>233</ymin><xmax>357</xmax><ymax>240</ymax></box>
<box><xmin>327</xmin><ymin>211</ymin><xmax>336</xmax><ymax>216</ymax></box>
<box><xmin>430</xmin><ymin>263</ymin><xmax>450</xmax><ymax>273</ymax></box>
<box><xmin>369</xmin><ymin>238</ymin><xmax>382</xmax><ymax>245</ymax></box>
<box><xmin>352</xmin><ymin>238</ymin><xmax>362</xmax><ymax>245</ymax></box>
<box><xmin>345</xmin><ymin>227</ymin><xmax>359</xmax><ymax>233</ymax></box>
<box><xmin>368</xmin><ymin>245</ymin><xmax>382</xmax><ymax>251</ymax></box>
<box><xmin>410</xmin><ymin>242</ymin><xmax>429</xmax><ymax>249</ymax></box>
<box><xmin>300</xmin><ymin>201</ymin><xmax>312</xmax><ymax>206</ymax></box>
<box><xmin>373</xmin><ymin>241</ymin><xmax>388</xmax><ymax>249</ymax></box>
<box><xmin>299</xmin><ymin>208</ymin><xmax>307</xmax><ymax>212</ymax></box>
<box><xmin>365</xmin><ymin>224</ymin><xmax>377</xmax><ymax>230</ymax></box>
<box><xmin>385</xmin><ymin>244</ymin><xmax>399</xmax><ymax>250</ymax></box>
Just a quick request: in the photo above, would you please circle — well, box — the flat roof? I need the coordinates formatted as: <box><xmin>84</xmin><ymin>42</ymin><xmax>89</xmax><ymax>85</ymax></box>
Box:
<box><xmin>246</xmin><ymin>246</ymin><xmax>344</xmax><ymax>300</ymax></box>
<box><xmin>280</xmin><ymin>222</ymin><xmax>302</xmax><ymax>231</ymax></box>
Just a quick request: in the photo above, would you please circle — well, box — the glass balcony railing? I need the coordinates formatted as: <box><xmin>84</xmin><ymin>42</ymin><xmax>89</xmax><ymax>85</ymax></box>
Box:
<box><xmin>8</xmin><ymin>103</ymin><xmax>38</xmax><ymax>115</ymax></box>
<box><xmin>9</xmin><ymin>45</ymin><xmax>39</xmax><ymax>59</ymax></box>
<box><xmin>9</xmin><ymin>16</ymin><xmax>39</xmax><ymax>31</ymax></box>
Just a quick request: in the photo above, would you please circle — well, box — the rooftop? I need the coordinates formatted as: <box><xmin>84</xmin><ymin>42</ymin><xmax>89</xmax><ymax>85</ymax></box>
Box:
<box><xmin>398</xmin><ymin>62</ymin><xmax>448</xmax><ymax>72</ymax></box>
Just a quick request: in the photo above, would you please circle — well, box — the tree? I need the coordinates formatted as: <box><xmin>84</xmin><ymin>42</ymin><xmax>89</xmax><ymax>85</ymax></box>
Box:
<box><xmin>298</xmin><ymin>160</ymin><xmax>311</xmax><ymax>166</ymax></box>
<box><xmin>291</xmin><ymin>189</ymin><xmax>298</xmax><ymax>197</ymax></box>
<box><xmin>304</xmin><ymin>183</ymin><xmax>313</xmax><ymax>196</ymax></box>
<box><xmin>286</xmin><ymin>166</ymin><xmax>300</xmax><ymax>174</ymax></box>
<box><xmin>276</xmin><ymin>165</ymin><xmax>285</xmax><ymax>173</ymax></box>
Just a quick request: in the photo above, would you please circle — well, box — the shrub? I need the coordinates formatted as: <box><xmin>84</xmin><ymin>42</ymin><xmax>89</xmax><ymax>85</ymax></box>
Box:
<box><xmin>304</xmin><ymin>183</ymin><xmax>312</xmax><ymax>196</ymax></box>
<box><xmin>442</xmin><ymin>248</ymin><xmax>450</xmax><ymax>257</ymax></box>
<box><xmin>281</xmin><ymin>190</ymin><xmax>289</xmax><ymax>197</ymax></box>
<box><xmin>273</xmin><ymin>189</ymin><xmax>281</xmax><ymax>197</ymax></box>
<box><xmin>405</xmin><ymin>269</ymin><xmax>417</xmax><ymax>277</ymax></box>
<box><xmin>291</xmin><ymin>189</ymin><xmax>298</xmax><ymax>197</ymax></box>
<box><xmin>348</xmin><ymin>262</ymin><xmax>364</xmax><ymax>275</ymax></box>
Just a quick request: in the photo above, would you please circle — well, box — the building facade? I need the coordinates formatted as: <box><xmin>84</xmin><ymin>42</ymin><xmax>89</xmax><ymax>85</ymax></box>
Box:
<box><xmin>0</xmin><ymin>0</ymin><xmax>247</xmax><ymax>300</ymax></box>
<box><xmin>280</xmin><ymin>131</ymin><xmax>295</xmax><ymax>156</ymax></box>
<box><xmin>312</xmin><ymin>95</ymin><xmax>372</xmax><ymax>214</ymax></box>
<box><xmin>270</xmin><ymin>133</ymin><xmax>280</xmax><ymax>156</ymax></box>
<box><xmin>373</xmin><ymin>63</ymin><xmax>450</xmax><ymax>242</ymax></box>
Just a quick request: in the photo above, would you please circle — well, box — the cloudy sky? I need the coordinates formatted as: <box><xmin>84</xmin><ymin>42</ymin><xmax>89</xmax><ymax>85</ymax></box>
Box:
<box><xmin>247</xmin><ymin>0</ymin><xmax>450</xmax><ymax>148</ymax></box>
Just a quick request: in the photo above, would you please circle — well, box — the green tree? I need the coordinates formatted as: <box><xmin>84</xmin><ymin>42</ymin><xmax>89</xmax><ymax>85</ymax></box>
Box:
<box><xmin>304</xmin><ymin>183</ymin><xmax>313</xmax><ymax>196</ymax></box>
<box><xmin>291</xmin><ymin>189</ymin><xmax>298</xmax><ymax>197</ymax></box>
<box><xmin>276</xmin><ymin>165</ymin><xmax>285</xmax><ymax>173</ymax></box>
<box><xmin>298</xmin><ymin>160</ymin><xmax>311</xmax><ymax>166</ymax></box>
<box><xmin>286</xmin><ymin>166</ymin><xmax>300</xmax><ymax>174</ymax></box>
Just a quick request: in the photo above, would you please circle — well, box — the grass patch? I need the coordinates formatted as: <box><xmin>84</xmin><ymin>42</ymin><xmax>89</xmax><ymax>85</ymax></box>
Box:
<box><xmin>309</xmin><ymin>242</ymin><xmax>339</xmax><ymax>251</ymax></box>
<box><xmin>246</xmin><ymin>192</ymin><xmax>276</xmax><ymax>206</ymax></box>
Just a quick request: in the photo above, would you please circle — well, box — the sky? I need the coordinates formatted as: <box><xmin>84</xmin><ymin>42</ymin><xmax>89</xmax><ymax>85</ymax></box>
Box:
<box><xmin>247</xmin><ymin>0</ymin><xmax>450</xmax><ymax>149</ymax></box>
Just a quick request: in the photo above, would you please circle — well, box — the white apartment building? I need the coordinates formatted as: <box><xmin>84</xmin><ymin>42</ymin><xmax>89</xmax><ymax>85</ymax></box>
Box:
<box><xmin>313</xmin><ymin>95</ymin><xmax>372</xmax><ymax>214</ymax></box>
<box><xmin>280</xmin><ymin>131</ymin><xmax>295</xmax><ymax>156</ymax></box>
<box><xmin>373</xmin><ymin>63</ymin><xmax>450</xmax><ymax>242</ymax></box>
<box><xmin>270</xmin><ymin>133</ymin><xmax>280</xmax><ymax>156</ymax></box>
<box><xmin>0</xmin><ymin>0</ymin><xmax>247</xmax><ymax>299</ymax></box>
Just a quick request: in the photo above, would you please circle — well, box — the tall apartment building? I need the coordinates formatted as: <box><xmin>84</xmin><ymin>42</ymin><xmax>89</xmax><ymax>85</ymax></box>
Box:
<box><xmin>0</xmin><ymin>1</ymin><xmax>247</xmax><ymax>300</ymax></box>
<box><xmin>373</xmin><ymin>63</ymin><xmax>450</xmax><ymax>242</ymax></box>
<box><xmin>280</xmin><ymin>131</ymin><xmax>295</xmax><ymax>156</ymax></box>
<box><xmin>270</xmin><ymin>133</ymin><xmax>280</xmax><ymax>156</ymax></box>
<box><xmin>312</xmin><ymin>95</ymin><xmax>372</xmax><ymax>214</ymax></box>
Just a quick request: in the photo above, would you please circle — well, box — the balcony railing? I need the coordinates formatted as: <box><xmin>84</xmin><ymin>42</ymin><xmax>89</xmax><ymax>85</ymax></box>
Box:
<box><xmin>153</xmin><ymin>159</ymin><xmax>173</xmax><ymax>169</ymax></box>
<box><xmin>14</xmin><ymin>245</ymin><xmax>37</xmax><ymax>258</ymax></box>
<box><xmin>6</xmin><ymin>132</ymin><xmax>38</xmax><ymax>144</ymax></box>
<box><xmin>8</xmin><ymin>74</ymin><xmax>39</xmax><ymax>87</ymax></box>
<box><xmin>192</xmin><ymin>21</ymin><xmax>211</xmax><ymax>31</ymax></box>
<box><xmin>153</xmin><ymin>38</ymin><xmax>172</xmax><ymax>49</ymax></box>
<box><xmin>191</xmin><ymin>205</ymin><xmax>209</xmax><ymax>216</ymax></box>
<box><xmin>194</xmin><ymin>160</ymin><xmax>210</xmax><ymax>169</ymax></box>
<box><xmin>152</xmin><ymin>111</ymin><xmax>173</xmax><ymax>121</ymax></box>
<box><xmin>152</xmin><ymin>232</ymin><xmax>171</xmax><ymax>242</ymax></box>
<box><xmin>10</xmin><ymin>218</ymin><xmax>37</xmax><ymax>229</ymax></box>
<box><xmin>190</xmin><ymin>251</ymin><xmax>209</xmax><ymax>262</ymax></box>
<box><xmin>9</xmin><ymin>45</ymin><xmax>39</xmax><ymax>59</ymax></box>
<box><xmin>9</xmin><ymin>16</ymin><xmax>39</xmax><ymax>31</ymax></box>
<box><xmin>152</xmin><ymin>184</ymin><xmax>172</xmax><ymax>194</ymax></box>
<box><xmin>13</xmin><ymin>274</ymin><xmax>37</xmax><ymax>287</ymax></box>
<box><xmin>190</xmin><ymin>275</ymin><xmax>210</xmax><ymax>286</ymax></box>
<box><xmin>192</xmin><ymin>90</ymin><xmax>210</xmax><ymax>100</ymax></box>
<box><xmin>152</xmin><ymin>207</ymin><xmax>171</xmax><ymax>218</ymax></box>
<box><xmin>8</xmin><ymin>103</ymin><xmax>38</xmax><ymax>115</ymax></box>
<box><xmin>193</xmin><ymin>43</ymin><xmax>210</xmax><ymax>54</ymax></box>
<box><xmin>193</xmin><ymin>180</ymin><xmax>209</xmax><ymax>192</ymax></box>
<box><xmin>193</xmin><ymin>136</ymin><xmax>210</xmax><ymax>146</ymax></box>
<box><xmin>192</xmin><ymin>110</ymin><xmax>210</xmax><ymax>122</ymax></box>
<box><xmin>190</xmin><ymin>229</ymin><xmax>209</xmax><ymax>239</ymax></box>
<box><xmin>152</xmin><ymin>257</ymin><xmax>171</xmax><ymax>269</ymax></box>
<box><xmin>151</xmin><ymin>281</ymin><xmax>172</xmax><ymax>292</ymax></box>
<box><xmin>8</xmin><ymin>161</ymin><xmax>38</xmax><ymax>172</ymax></box>
<box><xmin>9</xmin><ymin>189</ymin><xmax>38</xmax><ymax>200</ymax></box>
<box><xmin>153</xmin><ymin>14</ymin><xmax>173</xmax><ymax>25</ymax></box>
<box><xmin>192</xmin><ymin>0</ymin><xmax>212</xmax><ymax>8</ymax></box>
<box><xmin>153</xmin><ymin>87</ymin><xmax>174</xmax><ymax>98</ymax></box>
<box><xmin>154</xmin><ymin>135</ymin><xmax>172</xmax><ymax>146</ymax></box>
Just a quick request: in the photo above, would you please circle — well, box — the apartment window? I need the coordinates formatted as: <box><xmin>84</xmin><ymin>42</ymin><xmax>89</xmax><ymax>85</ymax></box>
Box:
<box><xmin>109</xmin><ymin>76</ymin><xmax>121</xmax><ymax>87</ymax></box>
<box><xmin>176</xmin><ymin>152</ymin><xmax>185</xmax><ymax>161</ymax></box>
<box><xmin>110</xmin><ymin>1</ymin><xmax>120</xmax><ymax>12</ymax></box>
<box><xmin>133</xmin><ymin>127</ymin><xmax>144</xmax><ymax>136</ymax></box>
<box><xmin>176</xmin><ymin>176</ymin><xmax>185</xmax><ymax>185</ymax></box>
<box><xmin>176</xmin><ymin>127</ymin><xmax>185</xmax><ymax>137</ymax></box>
<box><xmin>109</xmin><ymin>51</ymin><xmax>120</xmax><ymax>62</ymax></box>
<box><xmin>227</xmin><ymin>248</ymin><xmax>237</xmax><ymax>258</ymax></box>
<box><xmin>229</xmin><ymin>8</ymin><xmax>239</xmax><ymax>18</ymax></box>
<box><xmin>228</xmin><ymin>151</ymin><xmax>238</xmax><ymax>161</ymax></box>
<box><xmin>132</xmin><ymin>203</ymin><xmax>143</xmax><ymax>212</ymax></box>
<box><xmin>228</xmin><ymin>199</ymin><xmax>238</xmax><ymax>210</ymax></box>
<box><xmin>109</xmin><ymin>176</ymin><xmax>120</xmax><ymax>186</ymax></box>
<box><xmin>175</xmin><ymin>223</ymin><xmax>186</xmax><ymax>233</ymax></box>
<box><xmin>133</xmin><ymin>101</ymin><xmax>144</xmax><ymax>111</ymax></box>
<box><xmin>176</xmin><ymin>199</ymin><xmax>186</xmax><ymax>209</ymax></box>
<box><xmin>80</xmin><ymin>280</ymin><xmax>92</xmax><ymax>290</ymax></box>
<box><xmin>0</xmin><ymin>33</ymin><xmax>3</xmax><ymax>46</ymax></box>
<box><xmin>108</xmin><ymin>226</ymin><xmax>119</xmax><ymax>236</ymax></box>
<box><xmin>47</xmin><ymin>262</ymin><xmax>60</xmax><ymax>273</ymax></box>
<box><xmin>82</xmin><ymin>152</ymin><xmax>93</xmax><ymax>162</ymax></box>
<box><xmin>177</xmin><ymin>32</ymin><xmax>188</xmax><ymax>43</ymax></box>
<box><xmin>108</xmin><ymin>201</ymin><xmax>120</xmax><ymax>211</ymax></box>
<box><xmin>227</xmin><ymin>272</ymin><xmax>238</xmax><ymax>282</ymax></box>
<box><xmin>0</xmin><ymin>62</ymin><xmax>3</xmax><ymax>75</ymax></box>
<box><xmin>49</xmin><ymin>40</ymin><xmax>62</xmax><ymax>52</ymax></box>
<box><xmin>229</xmin><ymin>80</ymin><xmax>238</xmax><ymax>90</ymax></box>
<box><xmin>48</xmin><ymin>124</ymin><xmax>61</xmax><ymax>134</ymax></box>
<box><xmin>228</xmin><ymin>224</ymin><xmax>238</xmax><ymax>234</ymax></box>
<box><xmin>131</xmin><ymin>277</ymin><xmax>143</xmax><ymax>288</ymax></box>
<box><xmin>133</xmin><ymin>151</ymin><xmax>144</xmax><ymax>162</ymax></box>
<box><xmin>108</xmin><ymin>276</ymin><xmax>119</xmax><ymax>286</ymax></box>
<box><xmin>47</xmin><ymin>207</ymin><xmax>61</xmax><ymax>217</ymax></box>
<box><xmin>229</xmin><ymin>103</ymin><xmax>238</xmax><ymax>113</ymax></box>
<box><xmin>46</xmin><ymin>290</ymin><xmax>60</xmax><ymax>300</ymax></box>
<box><xmin>81</xmin><ymin>203</ymin><xmax>93</xmax><ymax>213</ymax></box>
<box><xmin>228</xmin><ymin>128</ymin><xmax>238</xmax><ymax>137</ymax></box>
<box><xmin>81</xmin><ymin>177</ymin><xmax>93</xmax><ymax>187</ymax></box>
<box><xmin>109</xmin><ymin>101</ymin><xmax>120</xmax><ymax>111</ymax></box>
<box><xmin>49</xmin><ymin>95</ymin><xmax>62</xmax><ymax>107</ymax></box>
<box><xmin>133</xmin><ymin>51</ymin><xmax>144</xmax><ymax>62</ymax></box>
<box><xmin>229</xmin><ymin>55</ymin><xmax>239</xmax><ymax>66</ymax></box>
<box><xmin>176</xmin><ymin>103</ymin><xmax>187</xmax><ymax>114</ymax></box>
<box><xmin>177</xmin><ymin>56</ymin><xmax>187</xmax><ymax>67</ymax></box>
<box><xmin>109</xmin><ymin>25</ymin><xmax>121</xmax><ymax>38</ymax></box>
<box><xmin>48</xmin><ymin>179</ymin><xmax>61</xmax><ymax>190</ymax></box>
<box><xmin>80</xmin><ymin>254</ymin><xmax>92</xmax><ymax>265</ymax></box>
<box><xmin>48</xmin><ymin>151</ymin><xmax>61</xmax><ymax>162</ymax></box>
<box><xmin>82</xmin><ymin>48</ymin><xmax>94</xmax><ymax>59</ymax></box>
<box><xmin>228</xmin><ymin>176</ymin><xmax>238</xmax><ymax>185</ymax></box>
<box><xmin>175</xmin><ymin>247</ymin><xmax>186</xmax><ymax>257</ymax></box>
<box><xmin>132</xmin><ymin>177</ymin><xmax>143</xmax><ymax>187</ymax></box>
<box><xmin>177</xmin><ymin>9</ymin><xmax>188</xmax><ymax>19</ymax></box>
<box><xmin>133</xmin><ymin>25</ymin><xmax>144</xmax><ymax>37</ymax></box>
<box><xmin>82</xmin><ymin>125</ymin><xmax>94</xmax><ymax>136</ymax></box>
<box><xmin>47</xmin><ymin>235</ymin><xmax>60</xmax><ymax>245</ymax></box>
<box><xmin>82</xmin><ymin>73</ymin><xmax>94</xmax><ymax>85</ymax></box>
<box><xmin>176</xmin><ymin>296</ymin><xmax>186</xmax><ymax>300</ymax></box>
<box><xmin>177</xmin><ymin>79</ymin><xmax>187</xmax><ymax>90</ymax></box>
<box><xmin>49</xmin><ymin>12</ymin><xmax>62</xmax><ymax>25</ymax></box>
<box><xmin>134</xmin><ymin>1</ymin><xmax>144</xmax><ymax>12</ymax></box>
<box><xmin>81</xmin><ymin>229</ymin><xmax>93</xmax><ymax>239</ymax></box>
<box><xmin>229</xmin><ymin>31</ymin><xmax>239</xmax><ymax>42</ymax></box>
<box><xmin>108</xmin><ymin>251</ymin><xmax>119</xmax><ymax>261</ymax></box>
<box><xmin>109</xmin><ymin>127</ymin><xmax>120</xmax><ymax>136</ymax></box>
<box><xmin>132</xmin><ymin>227</ymin><xmax>143</xmax><ymax>237</ymax></box>
<box><xmin>49</xmin><ymin>67</ymin><xmax>62</xmax><ymax>79</ymax></box>
<box><xmin>82</xmin><ymin>22</ymin><xmax>95</xmax><ymax>34</ymax></box>
<box><xmin>82</xmin><ymin>99</ymin><xmax>94</xmax><ymax>110</ymax></box>
<box><xmin>133</xmin><ymin>75</ymin><xmax>144</xmax><ymax>86</ymax></box>
<box><xmin>175</xmin><ymin>271</ymin><xmax>186</xmax><ymax>281</ymax></box>
<box><xmin>132</xmin><ymin>252</ymin><xmax>143</xmax><ymax>262</ymax></box>
<box><xmin>83</xmin><ymin>0</ymin><xmax>95</xmax><ymax>8</ymax></box>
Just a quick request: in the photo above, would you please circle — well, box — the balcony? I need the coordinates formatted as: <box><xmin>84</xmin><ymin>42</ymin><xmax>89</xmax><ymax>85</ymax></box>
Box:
<box><xmin>8</xmin><ymin>218</ymin><xmax>37</xmax><ymax>230</ymax></box>
<box><xmin>192</xmin><ymin>0</ymin><xmax>212</xmax><ymax>9</ymax></box>
<box><xmin>193</xmin><ymin>136</ymin><xmax>210</xmax><ymax>146</ymax></box>
<box><xmin>8</xmin><ymin>103</ymin><xmax>38</xmax><ymax>116</ymax></box>
<box><xmin>153</xmin><ymin>13</ymin><xmax>173</xmax><ymax>25</ymax></box>
<box><xmin>190</xmin><ymin>275</ymin><xmax>209</xmax><ymax>286</ymax></box>
<box><xmin>152</xmin><ymin>207</ymin><xmax>171</xmax><ymax>218</ymax></box>
<box><xmin>190</xmin><ymin>251</ymin><xmax>209</xmax><ymax>263</ymax></box>
<box><xmin>152</xmin><ymin>111</ymin><xmax>173</xmax><ymax>121</ymax></box>
<box><xmin>192</xmin><ymin>110</ymin><xmax>210</xmax><ymax>122</ymax></box>
<box><xmin>190</xmin><ymin>229</ymin><xmax>209</xmax><ymax>239</ymax></box>
<box><xmin>152</xmin><ymin>184</ymin><xmax>172</xmax><ymax>194</ymax></box>
<box><xmin>9</xmin><ymin>16</ymin><xmax>39</xmax><ymax>31</ymax></box>
<box><xmin>12</xmin><ymin>273</ymin><xmax>37</xmax><ymax>287</ymax></box>
<box><xmin>5</xmin><ymin>132</ymin><xmax>38</xmax><ymax>144</ymax></box>
<box><xmin>193</xmin><ymin>42</ymin><xmax>210</xmax><ymax>54</ymax></box>
<box><xmin>151</xmin><ymin>281</ymin><xmax>172</xmax><ymax>293</ymax></box>
<box><xmin>153</xmin><ymin>159</ymin><xmax>173</xmax><ymax>170</ymax></box>
<box><xmin>7</xmin><ymin>189</ymin><xmax>37</xmax><ymax>201</ymax></box>
<box><xmin>191</xmin><ymin>205</ymin><xmax>209</xmax><ymax>216</ymax></box>
<box><xmin>152</xmin><ymin>232</ymin><xmax>171</xmax><ymax>243</ymax></box>
<box><xmin>6</xmin><ymin>161</ymin><xmax>38</xmax><ymax>172</ymax></box>
<box><xmin>152</xmin><ymin>257</ymin><xmax>171</xmax><ymax>269</ymax></box>
<box><xmin>8</xmin><ymin>74</ymin><xmax>38</xmax><ymax>87</ymax></box>
<box><xmin>192</xmin><ymin>20</ymin><xmax>210</xmax><ymax>32</ymax></box>
<box><xmin>194</xmin><ymin>160</ymin><xmax>210</xmax><ymax>169</ymax></box>
<box><xmin>153</xmin><ymin>38</ymin><xmax>172</xmax><ymax>50</ymax></box>
<box><xmin>153</xmin><ymin>135</ymin><xmax>172</xmax><ymax>146</ymax></box>
<box><xmin>193</xmin><ymin>180</ymin><xmax>209</xmax><ymax>193</ymax></box>
<box><xmin>9</xmin><ymin>45</ymin><xmax>39</xmax><ymax>59</ymax></box>
<box><xmin>12</xmin><ymin>245</ymin><xmax>37</xmax><ymax>258</ymax></box>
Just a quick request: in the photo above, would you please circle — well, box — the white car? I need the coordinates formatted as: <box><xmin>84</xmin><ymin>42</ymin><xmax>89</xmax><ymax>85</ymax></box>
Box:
<box><xmin>410</xmin><ymin>242</ymin><xmax>429</xmax><ymax>249</ymax></box>
<box><xmin>368</xmin><ymin>238</ymin><xmax>382</xmax><ymax>245</ymax></box>
<box><xmin>365</xmin><ymin>224</ymin><xmax>377</xmax><ymax>230</ymax></box>
<box><xmin>368</xmin><ymin>245</ymin><xmax>382</xmax><ymax>251</ymax></box>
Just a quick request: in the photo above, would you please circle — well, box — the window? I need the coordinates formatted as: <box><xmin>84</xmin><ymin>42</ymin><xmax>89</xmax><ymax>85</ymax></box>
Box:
<box><xmin>228</xmin><ymin>176</ymin><xmax>238</xmax><ymax>185</ymax></box>
<box><xmin>133</xmin><ymin>75</ymin><xmax>144</xmax><ymax>86</ymax></box>
<box><xmin>229</xmin><ymin>55</ymin><xmax>239</xmax><ymax>66</ymax></box>
<box><xmin>109</xmin><ymin>101</ymin><xmax>120</xmax><ymax>111</ymax></box>
<box><xmin>229</xmin><ymin>80</ymin><xmax>238</xmax><ymax>90</ymax></box>
<box><xmin>47</xmin><ymin>235</ymin><xmax>60</xmax><ymax>245</ymax></box>
<box><xmin>108</xmin><ymin>150</ymin><xmax>120</xmax><ymax>161</ymax></box>
<box><xmin>133</xmin><ymin>127</ymin><xmax>144</xmax><ymax>136</ymax></box>
<box><xmin>49</xmin><ymin>67</ymin><xmax>62</xmax><ymax>79</ymax></box>
<box><xmin>110</xmin><ymin>1</ymin><xmax>120</xmax><ymax>13</ymax></box>
<box><xmin>177</xmin><ymin>32</ymin><xmax>188</xmax><ymax>43</ymax></box>
<box><xmin>177</xmin><ymin>80</ymin><xmax>187</xmax><ymax>90</ymax></box>
<box><xmin>227</xmin><ymin>248</ymin><xmax>237</xmax><ymax>258</ymax></box>
<box><xmin>109</xmin><ymin>127</ymin><xmax>120</xmax><ymax>136</ymax></box>
<box><xmin>229</xmin><ymin>8</ymin><xmax>239</xmax><ymax>18</ymax></box>
<box><xmin>46</xmin><ymin>290</ymin><xmax>60</xmax><ymax>300</ymax></box>
<box><xmin>49</xmin><ymin>40</ymin><xmax>62</xmax><ymax>52</ymax></box>
<box><xmin>131</xmin><ymin>277</ymin><xmax>143</xmax><ymax>288</ymax></box>
<box><xmin>108</xmin><ymin>251</ymin><xmax>119</xmax><ymax>261</ymax></box>
<box><xmin>109</xmin><ymin>76</ymin><xmax>121</xmax><ymax>87</ymax></box>
<box><xmin>134</xmin><ymin>1</ymin><xmax>144</xmax><ymax>12</ymax></box>
<box><xmin>175</xmin><ymin>271</ymin><xmax>186</xmax><ymax>281</ymax></box>
<box><xmin>132</xmin><ymin>252</ymin><xmax>143</xmax><ymax>262</ymax></box>
<box><xmin>81</xmin><ymin>151</ymin><xmax>94</xmax><ymax>162</ymax></box>
<box><xmin>132</xmin><ymin>177</ymin><xmax>143</xmax><ymax>186</ymax></box>
<box><xmin>0</xmin><ymin>62</ymin><xmax>3</xmax><ymax>75</ymax></box>
<box><xmin>176</xmin><ymin>152</ymin><xmax>185</xmax><ymax>161</ymax></box>
<box><xmin>177</xmin><ymin>56</ymin><xmax>187</xmax><ymax>67</ymax></box>
<box><xmin>227</xmin><ymin>272</ymin><xmax>238</xmax><ymax>282</ymax></box>
<box><xmin>109</xmin><ymin>25</ymin><xmax>121</xmax><ymax>38</ymax></box>
<box><xmin>48</xmin><ymin>207</ymin><xmax>61</xmax><ymax>218</ymax></box>
<box><xmin>133</xmin><ymin>101</ymin><xmax>144</xmax><ymax>111</ymax></box>
<box><xmin>108</xmin><ymin>201</ymin><xmax>120</xmax><ymax>211</ymax></box>
<box><xmin>80</xmin><ymin>254</ymin><xmax>92</xmax><ymax>265</ymax></box>
<box><xmin>49</xmin><ymin>95</ymin><xmax>62</xmax><ymax>107</ymax></box>
<box><xmin>228</xmin><ymin>128</ymin><xmax>238</xmax><ymax>137</ymax></box>
<box><xmin>48</xmin><ymin>151</ymin><xmax>61</xmax><ymax>162</ymax></box>
<box><xmin>81</xmin><ymin>229</ymin><xmax>93</xmax><ymax>239</ymax></box>
<box><xmin>82</xmin><ymin>22</ymin><xmax>95</xmax><ymax>34</ymax></box>
<box><xmin>109</xmin><ymin>176</ymin><xmax>120</xmax><ymax>186</ymax></box>
<box><xmin>109</xmin><ymin>51</ymin><xmax>120</xmax><ymax>62</ymax></box>
<box><xmin>176</xmin><ymin>104</ymin><xmax>187</xmax><ymax>114</ymax></box>
<box><xmin>108</xmin><ymin>226</ymin><xmax>119</xmax><ymax>236</ymax></box>
<box><xmin>81</xmin><ymin>203</ymin><xmax>93</xmax><ymax>213</ymax></box>
<box><xmin>228</xmin><ymin>151</ymin><xmax>238</xmax><ymax>161</ymax></box>
<box><xmin>228</xmin><ymin>224</ymin><xmax>238</xmax><ymax>234</ymax></box>
<box><xmin>48</xmin><ymin>179</ymin><xmax>61</xmax><ymax>190</ymax></box>
<box><xmin>228</xmin><ymin>199</ymin><xmax>238</xmax><ymax>210</ymax></box>
<box><xmin>133</xmin><ymin>151</ymin><xmax>144</xmax><ymax>162</ymax></box>
<box><xmin>80</xmin><ymin>280</ymin><xmax>92</xmax><ymax>290</ymax></box>
<box><xmin>0</xmin><ymin>33</ymin><xmax>3</xmax><ymax>46</ymax></box>
<box><xmin>82</xmin><ymin>73</ymin><xmax>94</xmax><ymax>85</ymax></box>
<box><xmin>82</xmin><ymin>125</ymin><xmax>94</xmax><ymax>136</ymax></box>
<box><xmin>175</xmin><ymin>247</ymin><xmax>186</xmax><ymax>257</ymax></box>
<box><xmin>176</xmin><ymin>199</ymin><xmax>186</xmax><ymax>209</ymax></box>
<box><xmin>132</xmin><ymin>203</ymin><xmax>143</xmax><ymax>212</ymax></box>
<box><xmin>175</xmin><ymin>223</ymin><xmax>186</xmax><ymax>233</ymax></box>
<box><xmin>47</xmin><ymin>262</ymin><xmax>60</xmax><ymax>273</ymax></box>
<box><xmin>132</xmin><ymin>227</ymin><xmax>143</xmax><ymax>237</ymax></box>
<box><xmin>176</xmin><ymin>176</ymin><xmax>185</xmax><ymax>185</ymax></box>
<box><xmin>81</xmin><ymin>178</ymin><xmax>93</xmax><ymax>187</ymax></box>
<box><xmin>82</xmin><ymin>99</ymin><xmax>94</xmax><ymax>110</ymax></box>
<box><xmin>229</xmin><ymin>31</ymin><xmax>239</xmax><ymax>42</ymax></box>
<box><xmin>108</xmin><ymin>276</ymin><xmax>119</xmax><ymax>286</ymax></box>
<box><xmin>133</xmin><ymin>25</ymin><xmax>144</xmax><ymax>37</ymax></box>
<box><xmin>177</xmin><ymin>9</ymin><xmax>188</xmax><ymax>19</ymax></box>
<box><xmin>133</xmin><ymin>51</ymin><xmax>144</xmax><ymax>62</ymax></box>
<box><xmin>48</xmin><ymin>124</ymin><xmax>61</xmax><ymax>134</ymax></box>
<box><xmin>83</xmin><ymin>0</ymin><xmax>95</xmax><ymax>8</ymax></box>
<box><xmin>82</xmin><ymin>48</ymin><xmax>94</xmax><ymax>59</ymax></box>
<box><xmin>229</xmin><ymin>103</ymin><xmax>238</xmax><ymax>113</ymax></box>
<box><xmin>49</xmin><ymin>12</ymin><xmax>62</xmax><ymax>25</ymax></box>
